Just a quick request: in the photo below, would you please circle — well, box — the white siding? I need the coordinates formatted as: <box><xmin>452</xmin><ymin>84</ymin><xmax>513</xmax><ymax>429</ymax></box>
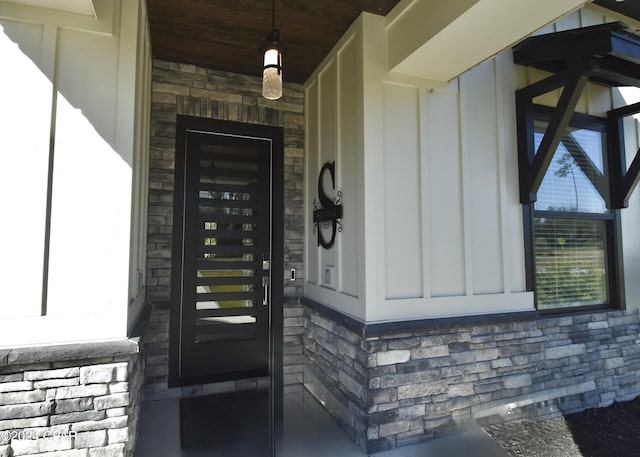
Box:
<box><xmin>495</xmin><ymin>51</ymin><xmax>527</xmax><ymax>295</ymax></box>
<box><xmin>0</xmin><ymin>19</ymin><xmax>50</xmax><ymax>318</ymax></box>
<box><xmin>127</xmin><ymin>0</ymin><xmax>152</xmax><ymax>331</ymax></box>
<box><xmin>305</xmin><ymin>13</ymin><xmax>533</xmax><ymax>321</ymax></box>
<box><xmin>318</xmin><ymin>59</ymin><xmax>338</xmax><ymax>287</ymax></box>
<box><xmin>47</xmin><ymin>25</ymin><xmax>123</xmax><ymax>319</ymax></box>
<box><xmin>0</xmin><ymin>0</ymin><xmax>151</xmax><ymax>346</ymax></box>
<box><xmin>375</xmin><ymin>57</ymin><xmax>532</xmax><ymax>320</ymax></box>
<box><xmin>305</xmin><ymin>80</ymin><xmax>319</xmax><ymax>286</ymax></box>
<box><xmin>337</xmin><ymin>37</ymin><xmax>360</xmax><ymax>299</ymax></box>
<box><xmin>305</xmin><ymin>19</ymin><xmax>365</xmax><ymax>319</ymax></box>
<box><xmin>304</xmin><ymin>6</ymin><xmax>640</xmax><ymax>321</ymax></box>
<box><xmin>383</xmin><ymin>82</ymin><xmax>422</xmax><ymax>299</ymax></box>
<box><xmin>425</xmin><ymin>88</ymin><xmax>465</xmax><ymax>297</ymax></box>
<box><xmin>461</xmin><ymin>62</ymin><xmax>503</xmax><ymax>295</ymax></box>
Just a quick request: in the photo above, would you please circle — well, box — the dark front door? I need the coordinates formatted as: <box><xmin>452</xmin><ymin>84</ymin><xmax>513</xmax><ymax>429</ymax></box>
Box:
<box><xmin>170</xmin><ymin>116</ymin><xmax>283</xmax><ymax>386</ymax></box>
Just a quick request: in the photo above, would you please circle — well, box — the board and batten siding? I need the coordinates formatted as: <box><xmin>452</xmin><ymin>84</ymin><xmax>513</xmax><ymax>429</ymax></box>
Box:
<box><xmin>305</xmin><ymin>6</ymin><xmax>640</xmax><ymax>322</ymax></box>
<box><xmin>0</xmin><ymin>0</ymin><xmax>151</xmax><ymax>346</ymax></box>
<box><xmin>375</xmin><ymin>52</ymin><xmax>532</xmax><ymax>321</ymax></box>
<box><xmin>305</xmin><ymin>28</ymin><xmax>365</xmax><ymax>320</ymax></box>
<box><xmin>305</xmin><ymin>13</ymin><xmax>531</xmax><ymax>321</ymax></box>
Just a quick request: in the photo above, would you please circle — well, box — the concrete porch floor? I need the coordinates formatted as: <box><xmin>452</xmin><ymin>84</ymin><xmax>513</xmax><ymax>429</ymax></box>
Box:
<box><xmin>134</xmin><ymin>387</ymin><xmax>510</xmax><ymax>457</ymax></box>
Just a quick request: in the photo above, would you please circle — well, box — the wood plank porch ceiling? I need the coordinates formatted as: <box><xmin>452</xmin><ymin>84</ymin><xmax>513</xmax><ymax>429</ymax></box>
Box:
<box><xmin>147</xmin><ymin>0</ymin><xmax>401</xmax><ymax>84</ymax></box>
<box><xmin>146</xmin><ymin>0</ymin><xmax>640</xmax><ymax>86</ymax></box>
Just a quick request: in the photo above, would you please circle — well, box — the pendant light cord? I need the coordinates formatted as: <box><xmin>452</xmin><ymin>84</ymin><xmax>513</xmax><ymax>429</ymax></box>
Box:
<box><xmin>272</xmin><ymin>0</ymin><xmax>275</xmax><ymax>30</ymax></box>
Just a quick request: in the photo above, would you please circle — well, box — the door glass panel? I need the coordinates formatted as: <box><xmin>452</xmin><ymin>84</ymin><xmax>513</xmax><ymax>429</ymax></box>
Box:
<box><xmin>203</xmin><ymin>221</ymin><xmax>256</xmax><ymax>231</ymax></box>
<box><xmin>200</xmin><ymin>253</ymin><xmax>255</xmax><ymax>261</ymax></box>
<box><xmin>196</xmin><ymin>299</ymin><xmax>255</xmax><ymax>309</ymax></box>
<box><xmin>196</xmin><ymin>268</ymin><xmax>255</xmax><ymax>309</ymax></box>
<box><xmin>197</xmin><ymin>268</ymin><xmax>254</xmax><ymax>277</ymax></box>
<box><xmin>199</xmin><ymin>191</ymin><xmax>255</xmax><ymax>201</ymax></box>
<box><xmin>193</xmin><ymin>139</ymin><xmax>264</xmax><ymax>344</ymax></box>
<box><xmin>197</xmin><ymin>316</ymin><xmax>257</xmax><ymax>325</ymax></box>
<box><xmin>216</xmin><ymin>299</ymin><xmax>254</xmax><ymax>308</ymax></box>
<box><xmin>184</xmin><ymin>133</ymin><xmax>271</xmax><ymax>354</ymax></box>
<box><xmin>196</xmin><ymin>284</ymin><xmax>255</xmax><ymax>294</ymax></box>
<box><xmin>200</xmin><ymin>207</ymin><xmax>256</xmax><ymax>216</ymax></box>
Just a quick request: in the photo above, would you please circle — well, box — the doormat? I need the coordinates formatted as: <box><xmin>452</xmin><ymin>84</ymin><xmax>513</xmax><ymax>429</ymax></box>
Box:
<box><xmin>179</xmin><ymin>388</ymin><xmax>270</xmax><ymax>456</ymax></box>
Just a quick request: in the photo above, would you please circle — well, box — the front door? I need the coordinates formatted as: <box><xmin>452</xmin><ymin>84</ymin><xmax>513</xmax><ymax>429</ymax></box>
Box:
<box><xmin>169</xmin><ymin>116</ymin><xmax>283</xmax><ymax>386</ymax></box>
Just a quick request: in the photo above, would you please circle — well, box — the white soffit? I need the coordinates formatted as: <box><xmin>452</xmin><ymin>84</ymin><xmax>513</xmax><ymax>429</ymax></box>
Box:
<box><xmin>4</xmin><ymin>0</ymin><xmax>96</xmax><ymax>16</ymax></box>
<box><xmin>387</xmin><ymin>0</ymin><xmax>589</xmax><ymax>81</ymax></box>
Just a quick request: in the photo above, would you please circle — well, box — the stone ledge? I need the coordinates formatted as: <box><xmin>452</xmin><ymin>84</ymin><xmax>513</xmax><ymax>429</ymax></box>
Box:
<box><xmin>1</xmin><ymin>339</ymin><xmax>140</xmax><ymax>368</ymax></box>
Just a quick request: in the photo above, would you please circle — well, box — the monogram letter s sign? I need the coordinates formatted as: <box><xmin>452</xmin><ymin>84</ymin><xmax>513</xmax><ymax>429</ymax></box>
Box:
<box><xmin>313</xmin><ymin>162</ymin><xmax>343</xmax><ymax>249</ymax></box>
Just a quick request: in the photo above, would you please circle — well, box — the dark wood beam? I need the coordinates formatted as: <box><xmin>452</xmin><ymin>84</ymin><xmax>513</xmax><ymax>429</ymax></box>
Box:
<box><xmin>608</xmin><ymin>101</ymin><xmax>640</xmax><ymax>120</ymax></box>
<box><xmin>609</xmin><ymin>104</ymin><xmax>640</xmax><ymax>208</ymax></box>
<box><xmin>619</xmin><ymin>148</ymin><xmax>640</xmax><ymax>208</ymax></box>
<box><xmin>516</xmin><ymin>88</ymin><xmax>536</xmax><ymax>203</ymax></box>
<box><xmin>516</xmin><ymin>70</ymin><xmax>571</xmax><ymax>101</ymax></box>
<box><xmin>528</xmin><ymin>74</ymin><xmax>589</xmax><ymax>199</ymax></box>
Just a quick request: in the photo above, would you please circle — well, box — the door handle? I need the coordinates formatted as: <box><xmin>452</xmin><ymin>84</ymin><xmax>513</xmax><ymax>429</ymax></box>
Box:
<box><xmin>262</xmin><ymin>276</ymin><xmax>269</xmax><ymax>306</ymax></box>
<box><xmin>262</xmin><ymin>253</ymin><xmax>270</xmax><ymax>306</ymax></box>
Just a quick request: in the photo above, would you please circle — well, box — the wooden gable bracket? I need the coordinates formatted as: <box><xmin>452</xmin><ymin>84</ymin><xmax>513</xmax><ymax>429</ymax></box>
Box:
<box><xmin>513</xmin><ymin>22</ymin><xmax>640</xmax><ymax>208</ymax></box>
<box><xmin>609</xmin><ymin>101</ymin><xmax>640</xmax><ymax>208</ymax></box>
<box><xmin>516</xmin><ymin>69</ymin><xmax>588</xmax><ymax>204</ymax></box>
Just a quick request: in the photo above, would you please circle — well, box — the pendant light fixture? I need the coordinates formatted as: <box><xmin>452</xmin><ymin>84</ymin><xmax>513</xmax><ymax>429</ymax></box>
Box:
<box><xmin>261</xmin><ymin>0</ymin><xmax>286</xmax><ymax>100</ymax></box>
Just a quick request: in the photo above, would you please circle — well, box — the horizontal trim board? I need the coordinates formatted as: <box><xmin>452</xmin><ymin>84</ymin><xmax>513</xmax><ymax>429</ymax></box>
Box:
<box><xmin>376</xmin><ymin>293</ymin><xmax>535</xmax><ymax>321</ymax></box>
<box><xmin>301</xmin><ymin>297</ymin><xmax>539</xmax><ymax>340</ymax></box>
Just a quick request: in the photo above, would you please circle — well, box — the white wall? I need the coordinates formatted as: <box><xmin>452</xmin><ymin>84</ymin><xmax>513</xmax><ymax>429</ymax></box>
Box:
<box><xmin>305</xmin><ymin>13</ymin><xmax>532</xmax><ymax>321</ymax></box>
<box><xmin>127</xmin><ymin>0</ymin><xmax>152</xmax><ymax>332</ymax></box>
<box><xmin>305</xmin><ymin>19</ymin><xmax>366</xmax><ymax>319</ymax></box>
<box><xmin>371</xmin><ymin>46</ymin><xmax>532</xmax><ymax>321</ymax></box>
<box><xmin>0</xmin><ymin>0</ymin><xmax>150</xmax><ymax>346</ymax></box>
<box><xmin>304</xmin><ymin>5</ymin><xmax>640</xmax><ymax>322</ymax></box>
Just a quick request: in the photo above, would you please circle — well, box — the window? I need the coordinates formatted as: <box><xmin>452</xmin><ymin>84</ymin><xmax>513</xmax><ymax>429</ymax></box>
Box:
<box><xmin>525</xmin><ymin>111</ymin><xmax>620</xmax><ymax>312</ymax></box>
<box><xmin>513</xmin><ymin>22</ymin><xmax>640</xmax><ymax>314</ymax></box>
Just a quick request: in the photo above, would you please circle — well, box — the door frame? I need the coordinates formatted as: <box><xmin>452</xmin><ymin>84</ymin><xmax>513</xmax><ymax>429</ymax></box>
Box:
<box><xmin>169</xmin><ymin>115</ymin><xmax>284</xmax><ymax>390</ymax></box>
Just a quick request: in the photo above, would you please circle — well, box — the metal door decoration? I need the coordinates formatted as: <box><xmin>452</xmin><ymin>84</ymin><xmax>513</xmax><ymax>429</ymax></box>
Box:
<box><xmin>313</xmin><ymin>161</ymin><xmax>343</xmax><ymax>249</ymax></box>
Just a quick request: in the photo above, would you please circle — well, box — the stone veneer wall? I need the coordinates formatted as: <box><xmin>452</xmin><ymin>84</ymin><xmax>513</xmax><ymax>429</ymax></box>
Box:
<box><xmin>143</xmin><ymin>59</ymin><xmax>305</xmax><ymax>398</ymax></box>
<box><xmin>303</xmin><ymin>301</ymin><xmax>640</xmax><ymax>453</ymax></box>
<box><xmin>0</xmin><ymin>340</ymin><xmax>142</xmax><ymax>457</ymax></box>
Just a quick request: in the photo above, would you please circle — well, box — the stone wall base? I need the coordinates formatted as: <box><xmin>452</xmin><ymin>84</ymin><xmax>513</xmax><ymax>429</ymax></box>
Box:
<box><xmin>0</xmin><ymin>339</ymin><xmax>143</xmax><ymax>457</ymax></box>
<box><xmin>302</xmin><ymin>299</ymin><xmax>640</xmax><ymax>453</ymax></box>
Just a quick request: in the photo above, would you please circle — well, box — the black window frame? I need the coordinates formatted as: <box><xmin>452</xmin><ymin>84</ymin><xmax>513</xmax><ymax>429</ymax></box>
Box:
<box><xmin>522</xmin><ymin>105</ymin><xmax>625</xmax><ymax>314</ymax></box>
<box><xmin>511</xmin><ymin>22</ymin><xmax>640</xmax><ymax>315</ymax></box>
